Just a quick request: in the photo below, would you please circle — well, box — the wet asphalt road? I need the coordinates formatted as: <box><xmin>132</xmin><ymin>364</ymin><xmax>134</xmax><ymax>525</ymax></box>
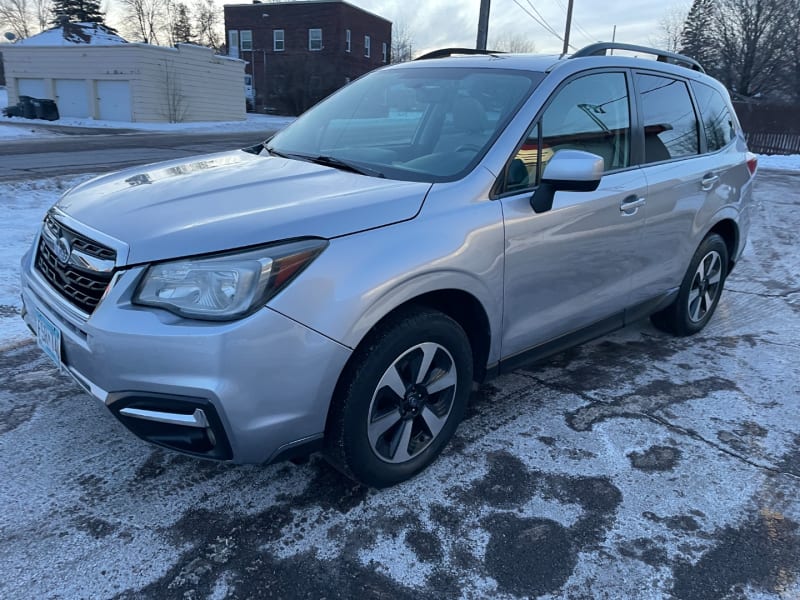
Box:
<box><xmin>0</xmin><ymin>170</ymin><xmax>799</xmax><ymax>599</ymax></box>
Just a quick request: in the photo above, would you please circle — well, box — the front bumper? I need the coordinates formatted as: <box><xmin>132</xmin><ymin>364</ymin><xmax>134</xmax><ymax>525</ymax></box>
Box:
<box><xmin>20</xmin><ymin>241</ymin><xmax>351</xmax><ymax>464</ymax></box>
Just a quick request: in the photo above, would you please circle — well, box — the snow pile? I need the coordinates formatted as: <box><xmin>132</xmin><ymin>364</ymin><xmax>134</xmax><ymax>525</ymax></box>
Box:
<box><xmin>756</xmin><ymin>154</ymin><xmax>800</xmax><ymax>171</ymax></box>
<box><xmin>21</xmin><ymin>112</ymin><xmax>296</xmax><ymax>132</ymax></box>
<box><xmin>15</xmin><ymin>22</ymin><xmax>127</xmax><ymax>46</ymax></box>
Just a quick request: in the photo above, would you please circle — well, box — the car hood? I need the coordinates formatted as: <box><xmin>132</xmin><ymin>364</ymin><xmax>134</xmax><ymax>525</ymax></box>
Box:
<box><xmin>56</xmin><ymin>149</ymin><xmax>431</xmax><ymax>264</ymax></box>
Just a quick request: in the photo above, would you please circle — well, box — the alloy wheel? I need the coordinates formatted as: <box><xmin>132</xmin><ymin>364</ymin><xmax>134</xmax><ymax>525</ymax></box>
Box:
<box><xmin>366</xmin><ymin>342</ymin><xmax>458</xmax><ymax>464</ymax></box>
<box><xmin>688</xmin><ymin>249</ymin><xmax>723</xmax><ymax>322</ymax></box>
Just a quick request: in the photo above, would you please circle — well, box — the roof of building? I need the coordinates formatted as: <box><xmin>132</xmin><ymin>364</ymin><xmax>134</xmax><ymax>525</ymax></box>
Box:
<box><xmin>224</xmin><ymin>0</ymin><xmax>392</xmax><ymax>24</ymax></box>
<box><xmin>14</xmin><ymin>22</ymin><xmax>128</xmax><ymax>46</ymax></box>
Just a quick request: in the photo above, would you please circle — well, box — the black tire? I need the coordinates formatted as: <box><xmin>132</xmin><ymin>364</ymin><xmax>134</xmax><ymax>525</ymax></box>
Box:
<box><xmin>651</xmin><ymin>233</ymin><xmax>729</xmax><ymax>336</ymax></box>
<box><xmin>324</xmin><ymin>307</ymin><xmax>473</xmax><ymax>488</ymax></box>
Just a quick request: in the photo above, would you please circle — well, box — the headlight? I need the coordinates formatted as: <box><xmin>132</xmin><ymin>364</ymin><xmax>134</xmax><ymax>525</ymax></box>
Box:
<box><xmin>133</xmin><ymin>239</ymin><xmax>327</xmax><ymax>320</ymax></box>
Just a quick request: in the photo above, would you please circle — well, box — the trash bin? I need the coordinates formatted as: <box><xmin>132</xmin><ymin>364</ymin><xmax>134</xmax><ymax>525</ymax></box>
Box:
<box><xmin>18</xmin><ymin>96</ymin><xmax>36</xmax><ymax>119</ymax></box>
<box><xmin>2</xmin><ymin>105</ymin><xmax>22</xmax><ymax>118</ymax></box>
<box><xmin>32</xmin><ymin>98</ymin><xmax>59</xmax><ymax>121</ymax></box>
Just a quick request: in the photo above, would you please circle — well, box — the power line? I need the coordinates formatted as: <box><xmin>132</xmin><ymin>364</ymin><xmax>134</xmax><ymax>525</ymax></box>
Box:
<box><xmin>524</xmin><ymin>0</ymin><xmax>562</xmax><ymax>40</ymax></box>
<box><xmin>510</xmin><ymin>0</ymin><xmax>575</xmax><ymax>49</ymax></box>
<box><xmin>553</xmin><ymin>0</ymin><xmax>594</xmax><ymax>43</ymax></box>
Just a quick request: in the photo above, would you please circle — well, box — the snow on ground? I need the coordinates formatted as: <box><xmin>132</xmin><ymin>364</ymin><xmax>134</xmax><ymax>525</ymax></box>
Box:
<box><xmin>0</xmin><ymin>175</ymin><xmax>96</xmax><ymax>345</ymax></box>
<box><xmin>756</xmin><ymin>153</ymin><xmax>800</xmax><ymax>171</ymax></box>
<box><xmin>0</xmin><ymin>87</ymin><xmax>295</xmax><ymax>136</ymax></box>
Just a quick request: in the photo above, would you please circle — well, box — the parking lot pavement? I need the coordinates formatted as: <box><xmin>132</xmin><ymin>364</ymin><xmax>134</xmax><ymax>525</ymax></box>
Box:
<box><xmin>1</xmin><ymin>170</ymin><xmax>798</xmax><ymax>599</ymax></box>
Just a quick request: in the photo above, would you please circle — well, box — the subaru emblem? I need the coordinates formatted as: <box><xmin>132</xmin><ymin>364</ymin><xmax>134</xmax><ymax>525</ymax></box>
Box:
<box><xmin>56</xmin><ymin>237</ymin><xmax>71</xmax><ymax>264</ymax></box>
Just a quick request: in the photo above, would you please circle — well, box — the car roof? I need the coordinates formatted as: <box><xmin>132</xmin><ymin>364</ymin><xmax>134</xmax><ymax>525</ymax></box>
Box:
<box><xmin>389</xmin><ymin>53</ymin><xmax>563</xmax><ymax>73</ymax></box>
<box><xmin>390</xmin><ymin>48</ymin><xmax>725</xmax><ymax>92</ymax></box>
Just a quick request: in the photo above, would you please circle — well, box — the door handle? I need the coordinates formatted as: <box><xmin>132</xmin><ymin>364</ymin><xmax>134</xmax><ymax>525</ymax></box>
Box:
<box><xmin>701</xmin><ymin>173</ymin><xmax>719</xmax><ymax>191</ymax></box>
<box><xmin>619</xmin><ymin>195</ymin><xmax>645</xmax><ymax>215</ymax></box>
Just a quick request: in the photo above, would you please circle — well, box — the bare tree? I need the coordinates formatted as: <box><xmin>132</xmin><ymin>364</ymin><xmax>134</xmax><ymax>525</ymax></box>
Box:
<box><xmin>0</xmin><ymin>0</ymin><xmax>31</xmax><ymax>39</ymax></box>
<box><xmin>390</xmin><ymin>19</ymin><xmax>413</xmax><ymax>63</ymax></box>
<box><xmin>193</xmin><ymin>0</ymin><xmax>220</xmax><ymax>50</ymax></box>
<box><xmin>119</xmin><ymin>0</ymin><xmax>167</xmax><ymax>44</ymax></box>
<box><xmin>654</xmin><ymin>4</ymin><xmax>689</xmax><ymax>52</ymax></box>
<box><xmin>788</xmin><ymin>0</ymin><xmax>800</xmax><ymax>102</ymax></box>
<box><xmin>31</xmin><ymin>0</ymin><xmax>49</xmax><ymax>31</ymax></box>
<box><xmin>490</xmin><ymin>31</ymin><xmax>536</xmax><ymax>53</ymax></box>
<box><xmin>714</xmin><ymin>0</ymin><xmax>793</xmax><ymax>97</ymax></box>
<box><xmin>161</xmin><ymin>60</ymin><xmax>188</xmax><ymax>122</ymax></box>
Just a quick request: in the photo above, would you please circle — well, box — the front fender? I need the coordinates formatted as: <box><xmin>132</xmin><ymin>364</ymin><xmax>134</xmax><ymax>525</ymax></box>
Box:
<box><xmin>268</xmin><ymin>199</ymin><xmax>505</xmax><ymax>364</ymax></box>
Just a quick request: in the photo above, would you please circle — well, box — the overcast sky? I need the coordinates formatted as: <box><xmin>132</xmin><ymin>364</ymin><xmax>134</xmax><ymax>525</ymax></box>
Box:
<box><xmin>2</xmin><ymin>0</ymin><xmax>687</xmax><ymax>55</ymax></box>
<box><xmin>334</xmin><ymin>0</ymin><xmax>688</xmax><ymax>55</ymax></box>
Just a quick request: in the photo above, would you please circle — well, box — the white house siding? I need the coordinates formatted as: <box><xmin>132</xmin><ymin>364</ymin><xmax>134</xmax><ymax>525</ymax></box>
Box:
<box><xmin>1</xmin><ymin>44</ymin><xmax>245</xmax><ymax>123</ymax></box>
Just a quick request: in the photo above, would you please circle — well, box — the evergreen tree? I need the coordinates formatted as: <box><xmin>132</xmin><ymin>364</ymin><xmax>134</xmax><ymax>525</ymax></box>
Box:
<box><xmin>50</xmin><ymin>0</ymin><xmax>105</xmax><ymax>25</ymax></box>
<box><xmin>171</xmin><ymin>2</ymin><xmax>194</xmax><ymax>44</ymax></box>
<box><xmin>679</xmin><ymin>0</ymin><xmax>718</xmax><ymax>70</ymax></box>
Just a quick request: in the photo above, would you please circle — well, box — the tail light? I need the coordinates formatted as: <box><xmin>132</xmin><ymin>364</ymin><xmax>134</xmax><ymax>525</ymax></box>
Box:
<box><xmin>746</xmin><ymin>152</ymin><xmax>758</xmax><ymax>176</ymax></box>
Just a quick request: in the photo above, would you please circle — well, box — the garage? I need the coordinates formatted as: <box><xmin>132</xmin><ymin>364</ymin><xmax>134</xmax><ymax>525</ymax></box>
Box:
<box><xmin>97</xmin><ymin>81</ymin><xmax>132</xmax><ymax>121</ymax></box>
<box><xmin>17</xmin><ymin>78</ymin><xmax>46</xmax><ymax>98</ymax></box>
<box><xmin>2</xmin><ymin>22</ymin><xmax>245</xmax><ymax>123</ymax></box>
<box><xmin>54</xmin><ymin>79</ymin><xmax>90</xmax><ymax>118</ymax></box>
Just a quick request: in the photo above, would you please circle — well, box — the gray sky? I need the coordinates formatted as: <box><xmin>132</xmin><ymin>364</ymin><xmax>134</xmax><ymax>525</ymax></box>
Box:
<box><xmin>37</xmin><ymin>0</ymin><xmax>687</xmax><ymax>56</ymax></box>
<box><xmin>347</xmin><ymin>0</ymin><xmax>688</xmax><ymax>55</ymax></box>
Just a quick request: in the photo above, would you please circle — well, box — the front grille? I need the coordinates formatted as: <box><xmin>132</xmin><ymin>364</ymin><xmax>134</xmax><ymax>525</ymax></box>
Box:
<box><xmin>35</xmin><ymin>216</ymin><xmax>116</xmax><ymax>315</ymax></box>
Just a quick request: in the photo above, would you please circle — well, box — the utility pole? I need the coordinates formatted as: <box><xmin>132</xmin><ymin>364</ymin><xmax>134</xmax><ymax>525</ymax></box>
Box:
<box><xmin>562</xmin><ymin>0</ymin><xmax>574</xmax><ymax>56</ymax></box>
<box><xmin>476</xmin><ymin>0</ymin><xmax>490</xmax><ymax>50</ymax></box>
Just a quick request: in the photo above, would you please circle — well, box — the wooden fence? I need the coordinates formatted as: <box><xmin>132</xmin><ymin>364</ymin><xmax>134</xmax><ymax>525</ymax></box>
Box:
<box><xmin>744</xmin><ymin>131</ymin><xmax>800</xmax><ymax>154</ymax></box>
<box><xmin>734</xmin><ymin>101</ymin><xmax>800</xmax><ymax>155</ymax></box>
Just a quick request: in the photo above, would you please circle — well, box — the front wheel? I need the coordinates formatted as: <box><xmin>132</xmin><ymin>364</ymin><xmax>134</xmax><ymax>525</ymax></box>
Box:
<box><xmin>324</xmin><ymin>308</ymin><xmax>473</xmax><ymax>488</ymax></box>
<box><xmin>651</xmin><ymin>233</ymin><xmax>729</xmax><ymax>336</ymax></box>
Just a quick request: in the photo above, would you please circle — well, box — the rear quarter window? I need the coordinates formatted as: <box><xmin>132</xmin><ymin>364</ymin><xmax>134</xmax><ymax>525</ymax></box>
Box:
<box><xmin>690</xmin><ymin>81</ymin><xmax>736</xmax><ymax>152</ymax></box>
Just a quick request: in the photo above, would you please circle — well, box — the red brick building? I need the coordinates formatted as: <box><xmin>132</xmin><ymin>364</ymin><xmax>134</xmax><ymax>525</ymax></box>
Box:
<box><xmin>224</xmin><ymin>0</ymin><xmax>391</xmax><ymax>115</ymax></box>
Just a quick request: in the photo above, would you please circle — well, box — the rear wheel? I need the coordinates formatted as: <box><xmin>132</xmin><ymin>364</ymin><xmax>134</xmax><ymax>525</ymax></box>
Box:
<box><xmin>324</xmin><ymin>308</ymin><xmax>473</xmax><ymax>488</ymax></box>
<box><xmin>651</xmin><ymin>233</ymin><xmax>728</xmax><ymax>336</ymax></box>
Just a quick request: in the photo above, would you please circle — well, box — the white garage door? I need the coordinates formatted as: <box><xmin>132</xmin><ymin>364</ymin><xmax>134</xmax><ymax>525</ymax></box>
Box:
<box><xmin>17</xmin><ymin>78</ymin><xmax>47</xmax><ymax>98</ymax></box>
<box><xmin>97</xmin><ymin>81</ymin><xmax>132</xmax><ymax>122</ymax></box>
<box><xmin>55</xmin><ymin>79</ymin><xmax>90</xmax><ymax>118</ymax></box>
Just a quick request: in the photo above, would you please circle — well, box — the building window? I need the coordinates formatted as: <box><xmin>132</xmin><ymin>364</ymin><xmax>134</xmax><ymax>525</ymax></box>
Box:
<box><xmin>364</xmin><ymin>35</ymin><xmax>370</xmax><ymax>58</ymax></box>
<box><xmin>240</xmin><ymin>30</ymin><xmax>253</xmax><ymax>51</ymax></box>
<box><xmin>274</xmin><ymin>29</ymin><xmax>284</xmax><ymax>51</ymax></box>
<box><xmin>345</xmin><ymin>29</ymin><xmax>351</xmax><ymax>52</ymax></box>
<box><xmin>382</xmin><ymin>41</ymin><xmax>387</xmax><ymax>63</ymax></box>
<box><xmin>228</xmin><ymin>30</ymin><xmax>239</xmax><ymax>58</ymax></box>
<box><xmin>309</xmin><ymin>28</ymin><xmax>322</xmax><ymax>51</ymax></box>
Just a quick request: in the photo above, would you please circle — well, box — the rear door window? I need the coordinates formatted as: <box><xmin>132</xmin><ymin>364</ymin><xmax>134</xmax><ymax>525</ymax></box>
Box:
<box><xmin>690</xmin><ymin>81</ymin><xmax>736</xmax><ymax>152</ymax></box>
<box><xmin>636</xmin><ymin>74</ymin><xmax>699</xmax><ymax>163</ymax></box>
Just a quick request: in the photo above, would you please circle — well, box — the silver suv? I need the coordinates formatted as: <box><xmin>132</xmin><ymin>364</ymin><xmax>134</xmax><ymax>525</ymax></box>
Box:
<box><xmin>21</xmin><ymin>43</ymin><xmax>757</xmax><ymax>487</ymax></box>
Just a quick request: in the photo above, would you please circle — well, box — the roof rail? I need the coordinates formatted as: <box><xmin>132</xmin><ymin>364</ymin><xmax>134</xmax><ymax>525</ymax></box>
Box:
<box><xmin>414</xmin><ymin>47</ymin><xmax>504</xmax><ymax>61</ymax></box>
<box><xmin>571</xmin><ymin>42</ymin><xmax>705</xmax><ymax>73</ymax></box>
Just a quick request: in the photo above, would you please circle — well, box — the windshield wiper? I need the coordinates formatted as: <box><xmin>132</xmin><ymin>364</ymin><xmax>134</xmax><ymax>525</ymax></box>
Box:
<box><xmin>306</xmin><ymin>155</ymin><xmax>385</xmax><ymax>178</ymax></box>
<box><xmin>263</xmin><ymin>145</ymin><xmax>292</xmax><ymax>159</ymax></box>
<box><xmin>264</xmin><ymin>147</ymin><xmax>384</xmax><ymax>178</ymax></box>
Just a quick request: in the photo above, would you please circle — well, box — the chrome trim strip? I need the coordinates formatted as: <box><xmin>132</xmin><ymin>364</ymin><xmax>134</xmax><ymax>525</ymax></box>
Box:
<box><xmin>70</xmin><ymin>248</ymin><xmax>116</xmax><ymax>273</ymax></box>
<box><xmin>40</xmin><ymin>223</ymin><xmax>115</xmax><ymax>273</ymax></box>
<box><xmin>49</xmin><ymin>207</ymin><xmax>130</xmax><ymax>266</ymax></box>
<box><xmin>118</xmin><ymin>407</ymin><xmax>210</xmax><ymax>428</ymax></box>
<box><xmin>64</xmin><ymin>365</ymin><xmax>109</xmax><ymax>404</ymax></box>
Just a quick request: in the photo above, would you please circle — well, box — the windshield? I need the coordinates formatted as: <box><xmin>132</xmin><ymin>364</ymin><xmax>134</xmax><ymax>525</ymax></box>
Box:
<box><xmin>266</xmin><ymin>67</ymin><xmax>543</xmax><ymax>182</ymax></box>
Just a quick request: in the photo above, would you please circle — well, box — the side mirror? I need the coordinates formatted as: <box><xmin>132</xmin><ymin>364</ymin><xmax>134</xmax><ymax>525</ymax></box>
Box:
<box><xmin>530</xmin><ymin>150</ymin><xmax>604</xmax><ymax>213</ymax></box>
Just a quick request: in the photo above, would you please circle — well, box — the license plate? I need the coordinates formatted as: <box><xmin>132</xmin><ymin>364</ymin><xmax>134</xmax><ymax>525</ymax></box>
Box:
<box><xmin>35</xmin><ymin>310</ymin><xmax>62</xmax><ymax>371</ymax></box>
